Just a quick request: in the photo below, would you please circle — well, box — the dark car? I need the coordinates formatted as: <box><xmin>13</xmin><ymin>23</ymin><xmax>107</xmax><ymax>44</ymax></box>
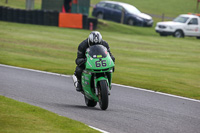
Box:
<box><xmin>92</xmin><ymin>1</ymin><xmax>153</xmax><ymax>27</ymax></box>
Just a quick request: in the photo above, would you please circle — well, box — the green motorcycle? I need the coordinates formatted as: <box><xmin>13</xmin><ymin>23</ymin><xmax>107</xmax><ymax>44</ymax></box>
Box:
<box><xmin>73</xmin><ymin>45</ymin><xmax>115</xmax><ymax>110</ymax></box>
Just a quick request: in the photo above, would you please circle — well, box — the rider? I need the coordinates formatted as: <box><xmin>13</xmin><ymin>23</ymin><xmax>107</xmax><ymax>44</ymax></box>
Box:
<box><xmin>74</xmin><ymin>31</ymin><xmax>115</xmax><ymax>92</ymax></box>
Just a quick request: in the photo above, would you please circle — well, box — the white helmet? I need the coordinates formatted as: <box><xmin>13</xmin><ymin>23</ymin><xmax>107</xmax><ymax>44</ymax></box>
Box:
<box><xmin>88</xmin><ymin>31</ymin><xmax>102</xmax><ymax>46</ymax></box>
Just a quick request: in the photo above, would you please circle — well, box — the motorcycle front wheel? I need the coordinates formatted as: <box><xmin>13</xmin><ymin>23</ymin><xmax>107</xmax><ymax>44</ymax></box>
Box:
<box><xmin>98</xmin><ymin>80</ymin><xmax>109</xmax><ymax>110</ymax></box>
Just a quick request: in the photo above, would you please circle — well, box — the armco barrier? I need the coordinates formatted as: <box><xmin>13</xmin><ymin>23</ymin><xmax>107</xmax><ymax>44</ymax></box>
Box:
<box><xmin>0</xmin><ymin>6</ymin><xmax>97</xmax><ymax>30</ymax></box>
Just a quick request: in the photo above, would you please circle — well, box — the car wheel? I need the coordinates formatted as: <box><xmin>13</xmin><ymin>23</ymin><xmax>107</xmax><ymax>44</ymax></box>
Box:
<box><xmin>97</xmin><ymin>13</ymin><xmax>103</xmax><ymax>19</ymax></box>
<box><xmin>173</xmin><ymin>30</ymin><xmax>184</xmax><ymax>38</ymax></box>
<box><xmin>196</xmin><ymin>37</ymin><xmax>200</xmax><ymax>39</ymax></box>
<box><xmin>127</xmin><ymin>19</ymin><xmax>134</xmax><ymax>25</ymax></box>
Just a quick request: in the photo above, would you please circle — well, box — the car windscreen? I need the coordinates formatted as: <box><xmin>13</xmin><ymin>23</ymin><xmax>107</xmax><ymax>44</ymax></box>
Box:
<box><xmin>97</xmin><ymin>2</ymin><xmax>106</xmax><ymax>7</ymax></box>
<box><xmin>173</xmin><ymin>16</ymin><xmax>189</xmax><ymax>23</ymax></box>
<box><xmin>87</xmin><ymin>45</ymin><xmax>108</xmax><ymax>58</ymax></box>
<box><xmin>121</xmin><ymin>3</ymin><xmax>141</xmax><ymax>14</ymax></box>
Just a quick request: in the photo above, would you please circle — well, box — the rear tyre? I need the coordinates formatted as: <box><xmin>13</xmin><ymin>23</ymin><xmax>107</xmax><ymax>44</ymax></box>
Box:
<box><xmin>196</xmin><ymin>37</ymin><xmax>200</xmax><ymax>39</ymax></box>
<box><xmin>84</xmin><ymin>96</ymin><xmax>97</xmax><ymax>107</ymax></box>
<box><xmin>173</xmin><ymin>30</ymin><xmax>184</xmax><ymax>38</ymax></box>
<box><xmin>98</xmin><ymin>80</ymin><xmax>109</xmax><ymax>110</ymax></box>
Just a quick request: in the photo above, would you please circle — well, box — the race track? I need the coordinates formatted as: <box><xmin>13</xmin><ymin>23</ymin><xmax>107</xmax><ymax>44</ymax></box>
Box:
<box><xmin>0</xmin><ymin>64</ymin><xmax>200</xmax><ymax>133</ymax></box>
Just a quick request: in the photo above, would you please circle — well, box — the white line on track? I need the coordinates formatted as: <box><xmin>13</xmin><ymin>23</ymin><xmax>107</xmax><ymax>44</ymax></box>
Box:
<box><xmin>1</xmin><ymin>64</ymin><xmax>199</xmax><ymax>103</ymax></box>
<box><xmin>89</xmin><ymin>126</ymin><xmax>110</xmax><ymax>133</ymax></box>
<box><xmin>0</xmin><ymin>64</ymin><xmax>71</xmax><ymax>78</ymax></box>
<box><xmin>112</xmin><ymin>83</ymin><xmax>200</xmax><ymax>103</ymax></box>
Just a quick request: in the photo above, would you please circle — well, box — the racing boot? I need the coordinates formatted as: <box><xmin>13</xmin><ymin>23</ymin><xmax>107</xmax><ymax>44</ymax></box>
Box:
<box><xmin>76</xmin><ymin>81</ymin><xmax>83</xmax><ymax>92</ymax></box>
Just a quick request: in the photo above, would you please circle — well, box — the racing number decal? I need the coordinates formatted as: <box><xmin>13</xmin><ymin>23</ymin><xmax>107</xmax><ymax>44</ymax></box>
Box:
<box><xmin>102</xmin><ymin>60</ymin><xmax>107</xmax><ymax>67</ymax></box>
<box><xmin>95</xmin><ymin>61</ymin><xmax>101</xmax><ymax>67</ymax></box>
<box><xmin>95</xmin><ymin>60</ymin><xmax>107</xmax><ymax>67</ymax></box>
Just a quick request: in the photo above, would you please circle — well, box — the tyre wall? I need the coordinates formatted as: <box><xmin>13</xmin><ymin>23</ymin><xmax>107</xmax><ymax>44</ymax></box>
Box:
<box><xmin>0</xmin><ymin>6</ymin><xmax>97</xmax><ymax>30</ymax></box>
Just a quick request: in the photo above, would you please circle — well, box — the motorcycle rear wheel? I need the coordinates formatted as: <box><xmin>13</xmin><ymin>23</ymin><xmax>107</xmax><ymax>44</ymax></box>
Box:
<box><xmin>84</xmin><ymin>96</ymin><xmax>97</xmax><ymax>107</ymax></box>
<box><xmin>98</xmin><ymin>80</ymin><xmax>109</xmax><ymax>110</ymax></box>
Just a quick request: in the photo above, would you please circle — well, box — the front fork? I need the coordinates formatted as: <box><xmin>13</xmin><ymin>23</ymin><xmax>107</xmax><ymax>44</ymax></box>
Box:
<box><xmin>94</xmin><ymin>72</ymin><xmax>112</xmax><ymax>96</ymax></box>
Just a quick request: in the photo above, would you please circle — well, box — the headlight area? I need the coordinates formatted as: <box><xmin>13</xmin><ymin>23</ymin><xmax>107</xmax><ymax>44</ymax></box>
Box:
<box><xmin>157</xmin><ymin>25</ymin><xmax>167</xmax><ymax>29</ymax></box>
<box><xmin>136</xmin><ymin>16</ymin><xmax>144</xmax><ymax>22</ymax></box>
<box><xmin>135</xmin><ymin>17</ymin><xmax>152</xmax><ymax>26</ymax></box>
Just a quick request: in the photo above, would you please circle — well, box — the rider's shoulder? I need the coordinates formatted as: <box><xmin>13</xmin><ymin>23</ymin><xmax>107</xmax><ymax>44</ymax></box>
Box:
<box><xmin>79</xmin><ymin>39</ymin><xmax>88</xmax><ymax>45</ymax></box>
<box><xmin>102</xmin><ymin>40</ymin><xmax>109</xmax><ymax>47</ymax></box>
<box><xmin>102</xmin><ymin>40</ymin><xmax>108</xmax><ymax>44</ymax></box>
<box><xmin>79</xmin><ymin>39</ymin><xmax>88</xmax><ymax>48</ymax></box>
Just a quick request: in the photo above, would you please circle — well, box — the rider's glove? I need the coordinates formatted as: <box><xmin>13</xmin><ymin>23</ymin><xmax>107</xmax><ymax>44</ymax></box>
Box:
<box><xmin>78</xmin><ymin>58</ymin><xmax>87</xmax><ymax>66</ymax></box>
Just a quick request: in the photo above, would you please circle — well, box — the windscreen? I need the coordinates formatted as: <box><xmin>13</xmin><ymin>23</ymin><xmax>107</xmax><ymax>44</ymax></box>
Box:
<box><xmin>173</xmin><ymin>16</ymin><xmax>189</xmax><ymax>23</ymax></box>
<box><xmin>88</xmin><ymin>45</ymin><xmax>108</xmax><ymax>58</ymax></box>
<box><xmin>121</xmin><ymin>3</ymin><xmax>141</xmax><ymax>15</ymax></box>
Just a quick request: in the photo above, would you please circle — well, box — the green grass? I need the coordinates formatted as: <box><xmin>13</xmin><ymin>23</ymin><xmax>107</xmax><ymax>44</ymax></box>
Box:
<box><xmin>0</xmin><ymin>95</ymin><xmax>99</xmax><ymax>133</ymax></box>
<box><xmin>0</xmin><ymin>21</ymin><xmax>200</xmax><ymax>100</ymax></box>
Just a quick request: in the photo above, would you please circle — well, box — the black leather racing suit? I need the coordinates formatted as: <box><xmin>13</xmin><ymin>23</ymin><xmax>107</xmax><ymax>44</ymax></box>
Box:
<box><xmin>74</xmin><ymin>39</ymin><xmax>115</xmax><ymax>83</ymax></box>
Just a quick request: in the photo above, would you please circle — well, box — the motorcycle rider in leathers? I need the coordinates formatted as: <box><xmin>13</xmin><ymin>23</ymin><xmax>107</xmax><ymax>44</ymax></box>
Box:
<box><xmin>74</xmin><ymin>31</ymin><xmax>115</xmax><ymax>91</ymax></box>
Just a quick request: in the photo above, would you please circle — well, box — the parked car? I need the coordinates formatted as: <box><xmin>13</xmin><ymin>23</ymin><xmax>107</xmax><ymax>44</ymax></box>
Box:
<box><xmin>155</xmin><ymin>14</ymin><xmax>200</xmax><ymax>39</ymax></box>
<box><xmin>92</xmin><ymin>1</ymin><xmax>153</xmax><ymax>27</ymax></box>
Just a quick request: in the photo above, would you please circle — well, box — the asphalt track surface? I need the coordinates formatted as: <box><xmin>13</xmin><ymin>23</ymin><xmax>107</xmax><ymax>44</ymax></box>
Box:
<box><xmin>0</xmin><ymin>64</ymin><xmax>200</xmax><ymax>133</ymax></box>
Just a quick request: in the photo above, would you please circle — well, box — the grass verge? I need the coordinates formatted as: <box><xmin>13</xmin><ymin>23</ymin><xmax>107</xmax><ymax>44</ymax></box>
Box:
<box><xmin>0</xmin><ymin>95</ymin><xmax>99</xmax><ymax>133</ymax></box>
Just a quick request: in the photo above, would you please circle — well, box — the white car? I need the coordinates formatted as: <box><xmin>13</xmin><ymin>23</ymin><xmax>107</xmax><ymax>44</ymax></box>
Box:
<box><xmin>155</xmin><ymin>14</ymin><xmax>200</xmax><ymax>39</ymax></box>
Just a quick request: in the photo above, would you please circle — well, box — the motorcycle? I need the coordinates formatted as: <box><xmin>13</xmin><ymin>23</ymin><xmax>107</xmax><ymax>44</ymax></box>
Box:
<box><xmin>73</xmin><ymin>45</ymin><xmax>115</xmax><ymax>110</ymax></box>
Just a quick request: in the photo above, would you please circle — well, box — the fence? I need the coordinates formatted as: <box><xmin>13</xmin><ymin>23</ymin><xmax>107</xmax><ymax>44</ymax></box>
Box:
<box><xmin>148</xmin><ymin>13</ymin><xmax>175</xmax><ymax>21</ymax></box>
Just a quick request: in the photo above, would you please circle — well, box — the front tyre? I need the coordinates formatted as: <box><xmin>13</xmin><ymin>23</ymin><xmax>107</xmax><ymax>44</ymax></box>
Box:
<box><xmin>84</xmin><ymin>96</ymin><xmax>97</xmax><ymax>107</ymax></box>
<box><xmin>98</xmin><ymin>80</ymin><xmax>109</xmax><ymax>110</ymax></box>
<box><xmin>96</xmin><ymin>13</ymin><xmax>103</xmax><ymax>19</ymax></box>
<box><xmin>173</xmin><ymin>30</ymin><xmax>184</xmax><ymax>38</ymax></box>
<box><xmin>159</xmin><ymin>33</ymin><xmax>167</xmax><ymax>36</ymax></box>
<box><xmin>127</xmin><ymin>18</ymin><xmax>134</xmax><ymax>25</ymax></box>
